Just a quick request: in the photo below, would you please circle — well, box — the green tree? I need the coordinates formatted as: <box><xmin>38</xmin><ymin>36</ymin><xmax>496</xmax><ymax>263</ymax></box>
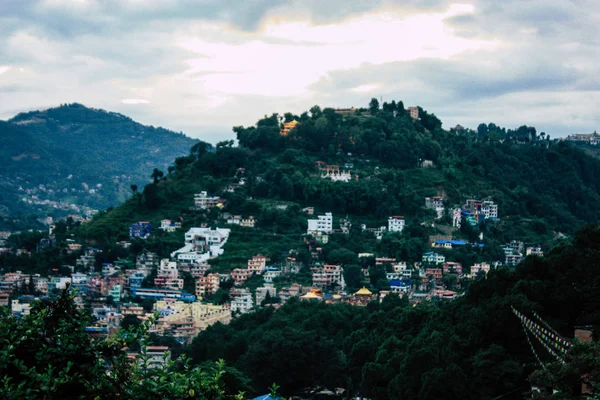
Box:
<box><xmin>369</xmin><ymin>98</ymin><xmax>380</xmax><ymax>114</ymax></box>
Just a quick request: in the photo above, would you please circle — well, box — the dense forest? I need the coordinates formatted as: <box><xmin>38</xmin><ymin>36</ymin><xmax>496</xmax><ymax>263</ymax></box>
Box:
<box><xmin>184</xmin><ymin>225</ymin><xmax>600</xmax><ymax>399</ymax></box>
<box><xmin>0</xmin><ymin>103</ymin><xmax>198</xmax><ymax>229</ymax></box>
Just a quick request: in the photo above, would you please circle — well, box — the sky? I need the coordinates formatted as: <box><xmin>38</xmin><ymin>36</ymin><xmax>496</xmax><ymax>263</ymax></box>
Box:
<box><xmin>0</xmin><ymin>0</ymin><xmax>598</xmax><ymax>143</ymax></box>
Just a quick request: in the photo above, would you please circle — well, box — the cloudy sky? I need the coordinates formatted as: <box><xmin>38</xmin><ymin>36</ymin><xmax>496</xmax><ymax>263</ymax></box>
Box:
<box><xmin>0</xmin><ymin>0</ymin><xmax>598</xmax><ymax>142</ymax></box>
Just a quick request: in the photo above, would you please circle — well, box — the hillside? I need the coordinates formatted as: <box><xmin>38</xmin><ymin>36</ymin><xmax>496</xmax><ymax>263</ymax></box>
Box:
<box><xmin>3</xmin><ymin>101</ymin><xmax>600</xmax><ymax>398</ymax></box>
<box><xmin>77</xmin><ymin>102</ymin><xmax>600</xmax><ymax>262</ymax></box>
<box><xmin>0</xmin><ymin>103</ymin><xmax>198</xmax><ymax>230</ymax></box>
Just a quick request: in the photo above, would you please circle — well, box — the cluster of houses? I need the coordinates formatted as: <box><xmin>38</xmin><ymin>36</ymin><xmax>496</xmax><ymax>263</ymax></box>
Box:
<box><xmin>316</xmin><ymin>162</ymin><xmax>354</xmax><ymax>182</ymax></box>
<box><xmin>3</xmin><ymin>180</ymin><xmax>548</xmax><ymax>359</ymax></box>
<box><xmin>453</xmin><ymin>198</ymin><xmax>499</xmax><ymax>228</ymax></box>
<box><xmin>306</xmin><ymin>212</ymin><xmax>405</xmax><ymax>243</ymax></box>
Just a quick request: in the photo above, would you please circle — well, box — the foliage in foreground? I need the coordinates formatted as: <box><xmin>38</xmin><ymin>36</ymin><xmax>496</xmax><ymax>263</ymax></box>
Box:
<box><xmin>0</xmin><ymin>289</ymin><xmax>241</xmax><ymax>400</ymax></box>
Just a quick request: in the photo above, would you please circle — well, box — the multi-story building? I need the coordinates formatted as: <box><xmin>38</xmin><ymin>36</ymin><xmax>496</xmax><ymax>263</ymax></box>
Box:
<box><xmin>126</xmin><ymin>271</ymin><xmax>147</xmax><ymax>294</ymax></box>
<box><xmin>196</xmin><ymin>273</ymin><xmax>220</xmax><ymax>297</ymax></box>
<box><xmin>172</xmin><ymin>227</ymin><xmax>231</xmax><ymax>264</ymax></box>
<box><xmin>566</xmin><ymin>131</ymin><xmax>600</xmax><ymax>144</ymax></box>
<box><xmin>108</xmin><ymin>284</ymin><xmax>121</xmax><ymax>303</ymax></box>
<box><xmin>526</xmin><ymin>247</ymin><xmax>544</xmax><ymax>257</ymax></box>
<box><xmin>425</xmin><ymin>268</ymin><xmax>443</xmax><ymax>280</ymax></box>
<box><xmin>280</xmin><ymin>120</ymin><xmax>299</xmax><ymax>136</ymax></box>
<box><xmin>248</xmin><ymin>254</ymin><xmax>268</xmax><ymax>274</ymax></box>
<box><xmin>240</xmin><ymin>216</ymin><xmax>256</xmax><ymax>228</ymax></box>
<box><xmin>152</xmin><ymin>300</ymin><xmax>230</xmax><ymax>342</ymax></box>
<box><xmin>0</xmin><ymin>292</ymin><xmax>9</xmax><ymax>307</ymax></box>
<box><xmin>422</xmin><ymin>252</ymin><xmax>445</xmax><ymax>265</ymax></box>
<box><xmin>464</xmin><ymin>199</ymin><xmax>498</xmax><ymax>221</ymax></box>
<box><xmin>282</xmin><ymin>257</ymin><xmax>302</xmax><ymax>274</ymax></box>
<box><xmin>131</xmin><ymin>287</ymin><xmax>195</xmax><ymax>302</ymax></box>
<box><xmin>452</xmin><ymin>208</ymin><xmax>462</xmax><ymax>228</ymax></box>
<box><xmin>136</xmin><ymin>250</ymin><xmax>159</xmax><ymax>274</ymax></box>
<box><xmin>255</xmin><ymin>284</ymin><xmax>276</xmax><ymax>305</ymax></box>
<box><xmin>505</xmin><ymin>253</ymin><xmax>523</xmax><ymax>267</ymax></box>
<box><xmin>442</xmin><ymin>262</ymin><xmax>463</xmax><ymax>276</ymax></box>
<box><xmin>231</xmin><ymin>268</ymin><xmax>254</xmax><ymax>286</ymax></box>
<box><xmin>470</xmin><ymin>263</ymin><xmax>491</xmax><ymax>276</ymax></box>
<box><xmin>263</xmin><ymin>267</ymin><xmax>281</xmax><ymax>283</ymax></box>
<box><xmin>407</xmin><ymin>106</ymin><xmax>419</xmax><ymax>120</ymax></box>
<box><xmin>389</xmin><ymin>279</ymin><xmax>412</xmax><ymax>294</ymax></box>
<box><xmin>278</xmin><ymin>283</ymin><xmax>303</xmax><ymax>303</ymax></box>
<box><xmin>194</xmin><ymin>191</ymin><xmax>223</xmax><ymax>210</ymax></box>
<box><xmin>312</xmin><ymin>264</ymin><xmax>344</xmax><ymax>289</ymax></box>
<box><xmin>231</xmin><ymin>292</ymin><xmax>254</xmax><ymax>314</ymax></box>
<box><xmin>154</xmin><ymin>259</ymin><xmax>183</xmax><ymax>290</ymax></box>
<box><xmin>388</xmin><ymin>216</ymin><xmax>405</xmax><ymax>233</ymax></box>
<box><xmin>66</xmin><ymin>242</ymin><xmax>83</xmax><ymax>253</ymax></box>
<box><xmin>11</xmin><ymin>295</ymin><xmax>39</xmax><ymax>316</ymax></box>
<box><xmin>425</xmin><ymin>197</ymin><xmax>445</xmax><ymax>219</ymax></box>
<box><xmin>307</xmin><ymin>212</ymin><xmax>333</xmax><ymax>234</ymax></box>
<box><xmin>144</xmin><ymin>346</ymin><xmax>171</xmax><ymax>369</ymax></box>
<box><xmin>160</xmin><ymin>219</ymin><xmax>182</xmax><ymax>232</ymax></box>
<box><xmin>121</xmin><ymin>303</ymin><xmax>145</xmax><ymax>317</ymax></box>
<box><xmin>482</xmin><ymin>200</ymin><xmax>498</xmax><ymax>220</ymax></box>
<box><xmin>321</xmin><ymin>165</ymin><xmax>352</xmax><ymax>182</ymax></box>
<box><xmin>190</xmin><ymin>264</ymin><xmax>211</xmax><ymax>278</ymax></box>
<box><xmin>130</xmin><ymin>222</ymin><xmax>152</xmax><ymax>239</ymax></box>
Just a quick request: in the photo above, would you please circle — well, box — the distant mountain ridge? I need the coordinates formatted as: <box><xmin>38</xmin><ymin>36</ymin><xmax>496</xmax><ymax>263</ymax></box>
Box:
<box><xmin>0</xmin><ymin>103</ymin><xmax>199</xmax><ymax>230</ymax></box>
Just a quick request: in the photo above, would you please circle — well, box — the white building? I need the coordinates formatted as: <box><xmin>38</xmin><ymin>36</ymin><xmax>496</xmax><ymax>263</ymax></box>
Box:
<box><xmin>171</xmin><ymin>227</ymin><xmax>230</xmax><ymax>263</ymax></box>
<box><xmin>388</xmin><ymin>216</ymin><xmax>405</xmax><ymax>233</ymax></box>
<box><xmin>231</xmin><ymin>292</ymin><xmax>254</xmax><ymax>315</ymax></box>
<box><xmin>526</xmin><ymin>247</ymin><xmax>544</xmax><ymax>257</ymax></box>
<box><xmin>482</xmin><ymin>200</ymin><xmax>498</xmax><ymax>220</ymax></box>
<box><xmin>322</xmin><ymin>170</ymin><xmax>352</xmax><ymax>182</ymax></box>
<box><xmin>154</xmin><ymin>259</ymin><xmax>183</xmax><ymax>290</ymax></box>
<box><xmin>307</xmin><ymin>212</ymin><xmax>333</xmax><ymax>234</ymax></box>
<box><xmin>194</xmin><ymin>191</ymin><xmax>222</xmax><ymax>209</ymax></box>
<box><xmin>452</xmin><ymin>208</ymin><xmax>462</xmax><ymax>228</ymax></box>
<box><xmin>240</xmin><ymin>216</ymin><xmax>256</xmax><ymax>228</ymax></box>
<box><xmin>425</xmin><ymin>197</ymin><xmax>445</xmax><ymax>219</ymax></box>
<box><xmin>160</xmin><ymin>219</ymin><xmax>182</xmax><ymax>232</ymax></box>
<box><xmin>256</xmin><ymin>284</ymin><xmax>277</xmax><ymax>305</ymax></box>
<box><xmin>263</xmin><ymin>268</ymin><xmax>282</xmax><ymax>283</ymax></box>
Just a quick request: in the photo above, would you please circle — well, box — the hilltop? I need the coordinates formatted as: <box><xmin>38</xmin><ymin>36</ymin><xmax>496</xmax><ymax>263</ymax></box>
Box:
<box><xmin>0</xmin><ymin>103</ymin><xmax>198</xmax><ymax>230</ymax></box>
<box><xmin>77</xmin><ymin>101</ymin><xmax>600</xmax><ymax>264</ymax></box>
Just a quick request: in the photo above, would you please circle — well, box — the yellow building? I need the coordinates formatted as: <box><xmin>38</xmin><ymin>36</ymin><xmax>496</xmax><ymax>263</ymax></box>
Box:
<box><xmin>280</xmin><ymin>120</ymin><xmax>299</xmax><ymax>136</ymax></box>
<box><xmin>151</xmin><ymin>300</ymin><xmax>231</xmax><ymax>342</ymax></box>
<box><xmin>352</xmin><ymin>287</ymin><xmax>374</xmax><ymax>306</ymax></box>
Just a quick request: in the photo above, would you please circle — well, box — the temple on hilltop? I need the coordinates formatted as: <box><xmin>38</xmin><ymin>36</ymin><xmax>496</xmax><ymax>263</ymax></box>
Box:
<box><xmin>280</xmin><ymin>120</ymin><xmax>299</xmax><ymax>136</ymax></box>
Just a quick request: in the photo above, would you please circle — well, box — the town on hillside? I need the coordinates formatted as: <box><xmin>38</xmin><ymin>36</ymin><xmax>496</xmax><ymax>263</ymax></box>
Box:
<box><xmin>1</xmin><ymin>181</ymin><xmax>547</xmax><ymax>364</ymax></box>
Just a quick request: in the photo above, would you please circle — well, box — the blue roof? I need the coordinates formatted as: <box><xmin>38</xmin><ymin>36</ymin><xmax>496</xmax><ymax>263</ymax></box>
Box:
<box><xmin>389</xmin><ymin>279</ymin><xmax>412</xmax><ymax>287</ymax></box>
<box><xmin>252</xmin><ymin>396</ymin><xmax>281</xmax><ymax>400</ymax></box>
<box><xmin>435</xmin><ymin>240</ymin><xmax>466</xmax><ymax>246</ymax></box>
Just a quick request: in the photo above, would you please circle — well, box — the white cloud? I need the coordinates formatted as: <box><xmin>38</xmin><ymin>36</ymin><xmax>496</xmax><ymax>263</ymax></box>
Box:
<box><xmin>121</xmin><ymin>98</ymin><xmax>149</xmax><ymax>104</ymax></box>
<box><xmin>0</xmin><ymin>0</ymin><xmax>597</xmax><ymax>142</ymax></box>
<box><xmin>350</xmin><ymin>83</ymin><xmax>382</xmax><ymax>93</ymax></box>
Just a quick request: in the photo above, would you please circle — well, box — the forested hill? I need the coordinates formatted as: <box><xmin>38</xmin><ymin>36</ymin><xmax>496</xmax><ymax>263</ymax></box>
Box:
<box><xmin>80</xmin><ymin>100</ymin><xmax>600</xmax><ymax>251</ymax></box>
<box><xmin>0</xmin><ymin>103</ymin><xmax>198</xmax><ymax>230</ymax></box>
